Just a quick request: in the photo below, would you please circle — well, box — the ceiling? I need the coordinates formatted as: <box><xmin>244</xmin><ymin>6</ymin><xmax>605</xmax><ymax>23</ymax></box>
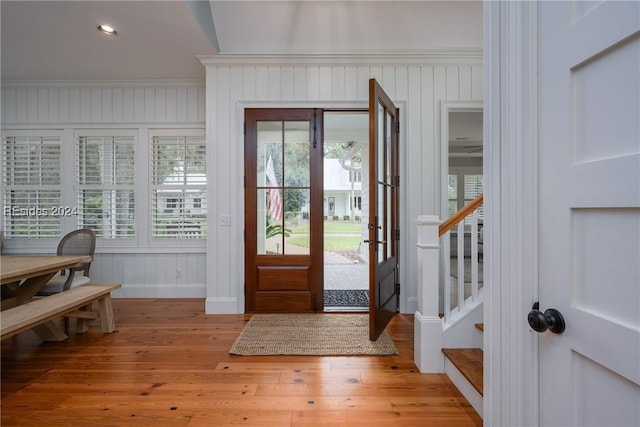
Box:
<box><xmin>449</xmin><ymin>111</ymin><xmax>483</xmax><ymax>155</ymax></box>
<box><xmin>0</xmin><ymin>0</ymin><xmax>483</xmax><ymax>82</ymax></box>
<box><xmin>1</xmin><ymin>1</ymin><xmax>483</xmax><ymax>153</ymax></box>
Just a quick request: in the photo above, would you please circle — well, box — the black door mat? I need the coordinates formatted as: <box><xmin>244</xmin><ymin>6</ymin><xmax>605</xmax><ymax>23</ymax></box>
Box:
<box><xmin>324</xmin><ymin>289</ymin><xmax>369</xmax><ymax>307</ymax></box>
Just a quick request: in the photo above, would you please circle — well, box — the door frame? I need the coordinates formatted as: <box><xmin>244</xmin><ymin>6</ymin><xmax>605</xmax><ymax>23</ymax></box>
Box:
<box><xmin>483</xmin><ymin>1</ymin><xmax>539</xmax><ymax>425</ymax></box>
<box><xmin>439</xmin><ymin>100</ymin><xmax>483</xmax><ymax>223</ymax></box>
<box><xmin>439</xmin><ymin>101</ymin><xmax>483</xmax><ymax>312</ymax></box>
<box><xmin>238</xmin><ymin>101</ymin><xmax>408</xmax><ymax>314</ymax></box>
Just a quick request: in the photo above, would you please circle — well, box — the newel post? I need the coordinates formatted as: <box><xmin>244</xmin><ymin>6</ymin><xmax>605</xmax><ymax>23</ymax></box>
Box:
<box><xmin>414</xmin><ymin>215</ymin><xmax>444</xmax><ymax>373</ymax></box>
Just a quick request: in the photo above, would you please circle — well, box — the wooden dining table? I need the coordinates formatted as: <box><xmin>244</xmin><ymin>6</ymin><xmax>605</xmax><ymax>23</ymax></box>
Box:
<box><xmin>1</xmin><ymin>255</ymin><xmax>91</xmax><ymax>308</ymax></box>
<box><xmin>1</xmin><ymin>255</ymin><xmax>92</xmax><ymax>339</ymax></box>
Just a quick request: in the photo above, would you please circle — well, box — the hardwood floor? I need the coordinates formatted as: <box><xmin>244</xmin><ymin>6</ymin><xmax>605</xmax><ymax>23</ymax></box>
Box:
<box><xmin>1</xmin><ymin>299</ymin><xmax>482</xmax><ymax>426</ymax></box>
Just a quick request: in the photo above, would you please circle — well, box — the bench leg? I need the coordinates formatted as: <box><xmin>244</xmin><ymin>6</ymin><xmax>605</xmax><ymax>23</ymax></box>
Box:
<box><xmin>98</xmin><ymin>295</ymin><xmax>116</xmax><ymax>333</ymax></box>
<box><xmin>74</xmin><ymin>303</ymin><xmax>94</xmax><ymax>333</ymax></box>
<box><xmin>31</xmin><ymin>320</ymin><xmax>68</xmax><ymax>341</ymax></box>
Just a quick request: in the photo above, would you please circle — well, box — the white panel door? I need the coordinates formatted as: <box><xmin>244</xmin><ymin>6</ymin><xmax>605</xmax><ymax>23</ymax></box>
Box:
<box><xmin>537</xmin><ymin>2</ymin><xmax>640</xmax><ymax>426</ymax></box>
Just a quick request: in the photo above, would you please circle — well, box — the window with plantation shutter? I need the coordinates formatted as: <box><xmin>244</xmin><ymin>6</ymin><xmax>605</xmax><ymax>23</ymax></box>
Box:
<box><xmin>76</xmin><ymin>132</ymin><xmax>135</xmax><ymax>238</ymax></box>
<box><xmin>151</xmin><ymin>131</ymin><xmax>206</xmax><ymax>239</ymax></box>
<box><xmin>463</xmin><ymin>174</ymin><xmax>483</xmax><ymax>222</ymax></box>
<box><xmin>448</xmin><ymin>170</ymin><xmax>483</xmax><ymax>224</ymax></box>
<box><xmin>2</xmin><ymin>133</ymin><xmax>62</xmax><ymax>237</ymax></box>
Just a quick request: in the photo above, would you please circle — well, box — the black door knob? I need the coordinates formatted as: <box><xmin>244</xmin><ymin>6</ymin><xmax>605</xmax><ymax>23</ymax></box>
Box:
<box><xmin>528</xmin><ymin>302</ymin><xmax>566</xmax><ymax>334</ymax></box>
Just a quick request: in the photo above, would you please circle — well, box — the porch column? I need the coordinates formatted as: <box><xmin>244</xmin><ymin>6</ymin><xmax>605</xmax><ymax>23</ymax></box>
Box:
<box><xmin>414</xmin><ymin>215</ymin><xmax>444</xmax><ymax>373</ymax></box>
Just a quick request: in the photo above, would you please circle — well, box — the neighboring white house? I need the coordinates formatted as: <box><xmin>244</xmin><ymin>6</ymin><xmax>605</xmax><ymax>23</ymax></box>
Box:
<box><xmin>323</xmin><ymin>158</ymin><xmax>362</xmax><ymax>219</ymax></box>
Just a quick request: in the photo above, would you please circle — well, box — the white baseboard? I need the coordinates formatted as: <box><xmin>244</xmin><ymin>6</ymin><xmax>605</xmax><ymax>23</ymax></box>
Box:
<box><xmin>205</xmin><ymin>297</ymin><xmax>240</xmax><ymax>314</ymax></box>
<box><xmin>404</xmin><ymin>296</ymin><xmax>418</xmax><ymax>314</ymax></box>
<box><xmin>414</xmin><ymin>311</ymin><xmax>445</xmax><ymax>373</ymax></box>
<box><xmin>111</xmin><ymin>284</ymin><xmax>206</xmax><ymax>299</ymax></box>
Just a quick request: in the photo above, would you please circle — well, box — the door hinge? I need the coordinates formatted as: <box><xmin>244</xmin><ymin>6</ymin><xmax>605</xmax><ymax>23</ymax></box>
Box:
<box><xmin>395</xmin><ymin>283</ymin><xmax>400</xmax><ymax>295</ymax></box>
<box><xmin>396</xmin><ymin>229</ymin><xmax>400</xmax><ymax>241</ymax></box>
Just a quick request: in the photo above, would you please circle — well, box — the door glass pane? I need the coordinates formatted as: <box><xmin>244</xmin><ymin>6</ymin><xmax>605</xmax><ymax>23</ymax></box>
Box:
<box><xmin>284</xmin><ymin>122</ymin><xmax>310</xmax><ymax>187</ymax></box>
<box><xmin>257</xmin><ymin>188</ymin><xmax>282</xmax><ymax>254</ymax></box>
<box><xmin>377</xmin><ymin>102</ymin><xmax>385</xmax><ymax>263</ymax></box>
<box><xmin>256</xmin><ymin>120</ymin><xmax>311</xmax><ymax>255</ymax></box>
<box><xmin>284</xmin><ymin>189</ymin><xmax>310</xmax><ymax>255</ymax></box>
<box><xmin>386</xmin><ymin>110</ymin><xmax>393</xmax><ymax>259</ymax></box>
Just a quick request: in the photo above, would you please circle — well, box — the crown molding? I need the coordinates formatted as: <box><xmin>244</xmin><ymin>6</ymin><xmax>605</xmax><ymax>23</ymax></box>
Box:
<box><xmin>0</xmin><ymin>79</ymin><xmax>204</xmax><ymax>89</ymax></box>
<box><xmin>198</xmin><ymin>51</ymin><xmax>483</xmax><ymax>67</ymax></box>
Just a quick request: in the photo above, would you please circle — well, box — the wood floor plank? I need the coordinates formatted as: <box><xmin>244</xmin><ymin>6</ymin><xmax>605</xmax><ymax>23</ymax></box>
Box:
<box><xmin>1</xmin><ymin>299</ymin><xmax>482</xmax><ymax>426</ymax></box>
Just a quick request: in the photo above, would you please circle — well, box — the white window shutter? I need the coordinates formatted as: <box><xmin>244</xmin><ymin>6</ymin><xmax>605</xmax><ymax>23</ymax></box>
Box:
<box><xmin>76</xmin><ymin>133</ymin><xmax>136</xmax><ymax>238</ymax></box>
<box><xmin>2</xmin><ymin>134</ymin><xmax>62</xmax><ymax>237</ymax></box>
<box><xmin>151</xmin><ymin>133</ymin><xmax>206</xmax><ymax>239</ymax></box>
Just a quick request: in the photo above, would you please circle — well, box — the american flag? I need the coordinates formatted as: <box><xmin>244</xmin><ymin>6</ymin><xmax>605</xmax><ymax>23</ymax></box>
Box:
<box><xmin>265</xmin><ymin>155</ymin><xmax>282</xmax><ymax>221</ymax></box>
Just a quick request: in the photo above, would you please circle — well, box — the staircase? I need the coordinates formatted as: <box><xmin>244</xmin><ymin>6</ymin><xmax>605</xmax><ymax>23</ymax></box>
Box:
<box><xmin>414</xmin><ymin>194</ymin><xmax>484</xmax><ymax>418</ymax></box>
<box><xmin>441</xmin><ymin>323</ymin><xmax>484</xmax><ymax>417</ymax></box>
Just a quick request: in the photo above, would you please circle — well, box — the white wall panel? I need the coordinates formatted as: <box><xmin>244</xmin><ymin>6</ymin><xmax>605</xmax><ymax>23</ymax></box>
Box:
<box><xmin>201</xmin><ymin>55</ymin><xmax>482</xmax><ymax>314</ymax></box>
<box><xmin>1</xmin><ymin>82</ymin><xmax>205</xmax><ymax>125</ymax></box>
<box><xmin>90</xmin><ymin>253</ymin><xmax>207</xmax><ymax>298</ymax></box>
<box><xmin>1</xmin><ymin>80</ymin><xmax>207</xmax><ymax>298</ymax></box>
<box><xmin>471</xmin><ymin>67</ymin><xmax>483</xmax><ymax>101</ymax></box>
<box><xmin>459</xmin><ymin>67</ymin><xmax>473</xmax><ymax>100</ymax></box>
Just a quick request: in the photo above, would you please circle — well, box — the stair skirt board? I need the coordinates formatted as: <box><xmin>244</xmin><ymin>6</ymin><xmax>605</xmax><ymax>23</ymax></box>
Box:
<box><xmin>444</xmin><ymin>356</ymin><xmax>483</xmax><ymax>418</ymax></box>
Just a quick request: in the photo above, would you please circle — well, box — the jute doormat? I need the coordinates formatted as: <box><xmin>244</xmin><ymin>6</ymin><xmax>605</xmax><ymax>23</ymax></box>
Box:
<box><xmin>229</xmin><ymin>314</ymin><xmax>399</xmax><ymax>356</ymax></box>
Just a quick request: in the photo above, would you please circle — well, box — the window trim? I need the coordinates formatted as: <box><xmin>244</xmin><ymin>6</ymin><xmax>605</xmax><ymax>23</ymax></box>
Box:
<box><xmin>1</xmin><ymin>127</ymin><xmax>207</xmax><ymax>253</ymax></box>
<box><xmin>149</xmin><ymin>128</ymin><xmax>207</xmax><ymax>242</ymax></box>
<box><xmin>1</xmin><ymin>129</ymin><xmax>65</xmax><ymax>240</ymax></box>
<box><xmin>75</xmin><ymin>129</ymin><xmax>137</xmax><ymax>241</ymax></box>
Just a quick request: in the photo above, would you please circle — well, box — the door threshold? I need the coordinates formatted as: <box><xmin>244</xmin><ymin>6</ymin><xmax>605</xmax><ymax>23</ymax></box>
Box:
<box><xmin>324</xmin><ymin>306</ymin><xmax>369</xmax><ymax>313</ymax></box>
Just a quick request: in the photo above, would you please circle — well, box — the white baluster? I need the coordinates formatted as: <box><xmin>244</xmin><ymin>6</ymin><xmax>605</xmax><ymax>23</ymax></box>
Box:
<box><xmin>457</xmin><ymin>221</ymin><xmax>465</xmax><ymax>312</ymax></box>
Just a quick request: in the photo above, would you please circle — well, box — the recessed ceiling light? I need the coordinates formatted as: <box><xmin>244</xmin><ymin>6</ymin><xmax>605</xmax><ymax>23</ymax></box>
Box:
<box><xmin>97</xmin><ymin>24</ymin><xmax>117</xmax><ymax>36</ymax></box>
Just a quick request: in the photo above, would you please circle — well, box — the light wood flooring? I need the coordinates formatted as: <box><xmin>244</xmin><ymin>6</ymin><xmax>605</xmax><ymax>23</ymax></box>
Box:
<box><xmin>1</xmin><ymin>299</ymin><xmax>482</xmax><ymax>426</ymax></box>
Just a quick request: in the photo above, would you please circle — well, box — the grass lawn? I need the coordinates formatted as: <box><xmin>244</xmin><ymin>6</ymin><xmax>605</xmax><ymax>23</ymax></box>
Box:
<box><xmin>290</xmin><ymin>221</ymin><xmax>361</xmax><ymax>234</ymax></box>
<box><xmin>286</xmin><ymin>220</ymin><xmax>363</xmax><ymax>251</ymax></box>
<box><xmin>287</xmin><ymin>235</ymin><xmax>362</xmax><ymax>252</ymax></box>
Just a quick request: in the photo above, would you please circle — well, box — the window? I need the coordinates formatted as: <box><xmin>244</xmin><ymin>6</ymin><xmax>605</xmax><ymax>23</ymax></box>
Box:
<box><xmin>352</xmin><ymin>196</ymin><xmax>362</xmax><ymax>210</ymax></box>
<box><xmin>449</xmin><ymin>169</ymin><xmax>483</xmax><ymax>223</ymax></box>
<box><xmin>151</xmin><ymin>131</ymin><xmax>206</xmax><ymax>239</ymax></box>
<box><xmin>76</xmin><ymin>132</ymin><xmax>136</xmax><ymax>238</ymax></box>
<box><xmin>1</xmin><ymin>132</ymin><xmax>62</xmax><ymax>237</ymax></box>
<box><xmin>349</xmin><ymin>171</ymin><xmax>362</xmax><ymax>183</ymax></box>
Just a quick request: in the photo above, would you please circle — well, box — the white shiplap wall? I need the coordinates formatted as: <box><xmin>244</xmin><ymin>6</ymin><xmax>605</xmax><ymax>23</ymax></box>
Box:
<box><xmin>201</xmin><ymin>54</ymin><xmax>483</xmax><ymax>314</ymax></box>
<box><xmin>1</xmin><ymin>83</ymin><xmax>206</xmax><ymax>125</ymax></box>
<box><xmin>1</xmin><ymin>81</ymin><xmax>207</xmax><ymax>298</ymax></box>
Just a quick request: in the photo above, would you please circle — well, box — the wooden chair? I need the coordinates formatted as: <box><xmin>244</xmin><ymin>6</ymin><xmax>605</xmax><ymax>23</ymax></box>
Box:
<box><xmin>38</xmin><ymin>229</ymin><xmax>96</xmax><ymax>296</ymax></box>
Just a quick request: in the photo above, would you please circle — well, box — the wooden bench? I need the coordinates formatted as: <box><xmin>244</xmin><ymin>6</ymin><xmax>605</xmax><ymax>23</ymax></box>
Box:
<box><xmin>0</xmin><ymin>284</ymin><xmax>121</xmax><ymax>341</ymax></box>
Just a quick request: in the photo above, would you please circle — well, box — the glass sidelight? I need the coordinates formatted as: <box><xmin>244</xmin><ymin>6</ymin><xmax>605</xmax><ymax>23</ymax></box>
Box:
<box><xmin>256</xmin><ymin>121</ymin><xmax>311</xmax><ymax>255</ymax></box>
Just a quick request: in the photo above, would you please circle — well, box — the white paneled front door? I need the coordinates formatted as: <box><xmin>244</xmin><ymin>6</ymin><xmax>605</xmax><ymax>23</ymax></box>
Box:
<box><xmin>537</xmin><ymin>2</ymin><xmax>639</xmax><ymax>425</ymax></box>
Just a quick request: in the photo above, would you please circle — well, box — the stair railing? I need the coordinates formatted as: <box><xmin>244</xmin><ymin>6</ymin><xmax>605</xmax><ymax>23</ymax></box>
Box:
<box><xmin>439</xmin><ymin>194</ymin><xmax>484</xmax><ymax>322</ymax></box>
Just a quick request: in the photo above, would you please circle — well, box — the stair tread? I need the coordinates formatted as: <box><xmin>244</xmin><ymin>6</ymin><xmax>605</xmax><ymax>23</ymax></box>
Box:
<box><xmin>442</xmin><ymin>348</ymin><xmax>483</xmax><ymax>396</ymax></box>
<box><xmin>475</xmin><ymin>323</ymin><xmax>484</xmax><ymax>332</ymax></box>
